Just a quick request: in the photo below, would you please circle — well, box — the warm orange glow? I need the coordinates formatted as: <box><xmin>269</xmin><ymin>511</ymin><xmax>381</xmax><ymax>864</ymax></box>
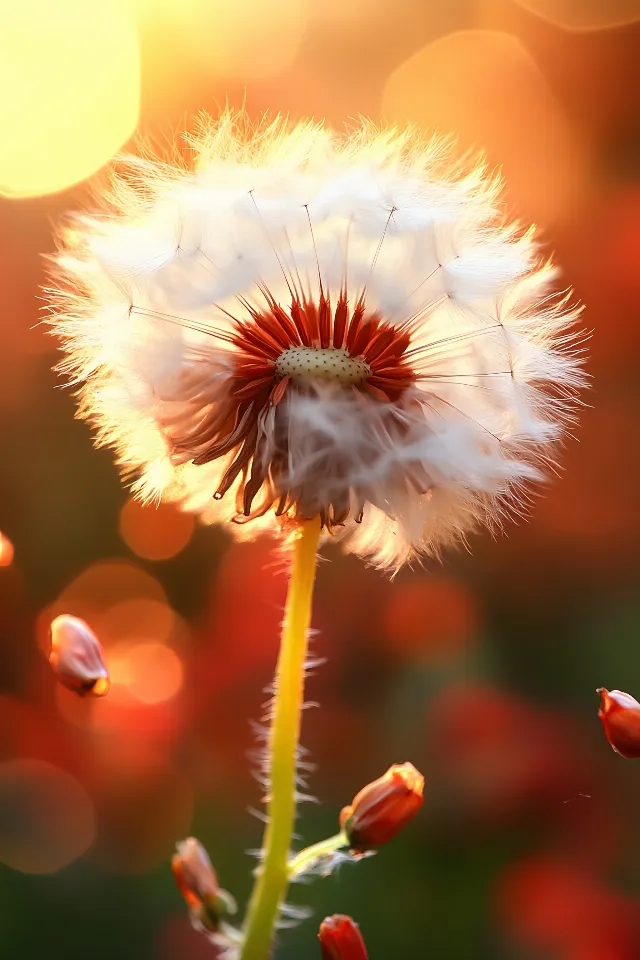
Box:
<box><xmin>0</xmin><ymin>759</ymin><xmax>95</xmax><ymax>874</ymax></box>
<box><xmin>98</xmin><ymin>598</ymin><xmax>180</xmax><ymax>647</ymax></box>
<box><xmin>381</xmin><ymin>30</ymin><xmax>585</xmax><ymax>224</ymax></box>
<box><xmin>0</xmin><ymin>532</ymin><xmax>14</xmax><ymax>567</ymax></box>
<box><xmin>0</xmin><ymin>0</ymin><xmax>139</xmax><ymax>198</ymax></box>
<box><xmin>510</xmin><ymin>0</ymin><xmax>640</xmax><ymax>31</ymax></box>
<box><xmin>110</xmin><ymin>642</ymin><xmax>184</xmax><ymax>704</ymax></box>
<box><xmin>55</xmin><ymin>683</ymin><xmax>96</xmax><ymax>730</ymax></box>
<box><xmin>37</xmin><ymin>560</ymin><xmax>169</xmax><ymax>662</ymax></box>
<box><xmin>119</xmin><ymin>499</ymin><xmax>194</xmax><ymax>561</ymax></box>
<box><xmin>131</xmin><ymin>0</ymin><xmax>307</xmax><ymax>80</ymax></box>
<box><xmin>383</xmin><ymin>578</ymin><xmax>477</xmax><ymax>660</ymax></box>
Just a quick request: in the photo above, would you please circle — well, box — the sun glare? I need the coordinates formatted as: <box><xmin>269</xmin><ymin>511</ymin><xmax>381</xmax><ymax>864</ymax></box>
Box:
<box><xmin>0</xmin><ymin>0</ymin><xmax>139</xmax><ymax>197</ymax></box>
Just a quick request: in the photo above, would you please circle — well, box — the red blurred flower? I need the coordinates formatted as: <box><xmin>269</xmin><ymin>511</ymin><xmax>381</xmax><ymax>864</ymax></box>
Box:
<box><xmin>426</xmin><ymin>682</ymin><xmax>592</xmax><ymax>828</ymax></box>
<box><xmin>495</xmin><ymin>855</ymin><xmax>639</xmax><ymax>958</ymax></box>
<box><xmin>340</xmin><ymin>761</ymin><xmax>424</xmax><ymax>851</ymax></box>
<box><xmin>318</xmin><ymin>915</ymin><xmax>368</xmax><ymax>960</ymax></box>
<box><xmin>597</xmin><ymin>688</ymin><xmax>640</xmax><ymax>758</ymax></box>
<box><xmin>48</xmin><ymin>615</ymin><xmax>110</xmax><ymax>697</ymax></box>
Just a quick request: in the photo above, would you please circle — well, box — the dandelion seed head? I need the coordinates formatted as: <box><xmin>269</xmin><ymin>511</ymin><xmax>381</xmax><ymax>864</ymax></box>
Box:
<box><xmin>47</xmin><ymin>111</ymin><xmax>585</xmax><ymax>570</ymax></box>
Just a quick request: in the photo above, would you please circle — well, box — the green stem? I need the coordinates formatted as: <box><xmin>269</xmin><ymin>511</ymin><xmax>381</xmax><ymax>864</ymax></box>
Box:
<box><xmin>287</xmin><ymin>832</ymin><xmax>347</xmax><ymax>881</ymax></box>
<box><xmin>240</xmin><ymin>517</ymin><xmax>322</xmax><ymax>960</ymax></box>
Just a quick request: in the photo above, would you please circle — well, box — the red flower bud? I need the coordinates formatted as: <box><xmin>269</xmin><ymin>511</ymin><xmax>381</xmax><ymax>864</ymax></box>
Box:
<box><xmin>172</xmin><ymin>837</ymin><xmax>235</xmax><ymax>933</ymax></box>
<box><xmin>318</xmin><ymin>915</ymin><xmax>368</xmax><ymax>960</ymax></box>
<box><xmin>172</xmin><ymin>837</ymin><xmax>219</xmax><ymax>908</ymax></box>
<box><xmin>597</xmin><ymin>688</ymin><xmax>640</xmax><ymax>758</ymax></box>
<box><xmin>340</xmin><ymin>761</ymin><xmax>424</xmax><ymax>851</ymax></box>
<box><xmin>48</xmin><ymin>615</ymin><xmax>110</xmax><ymax>697</ymax></box>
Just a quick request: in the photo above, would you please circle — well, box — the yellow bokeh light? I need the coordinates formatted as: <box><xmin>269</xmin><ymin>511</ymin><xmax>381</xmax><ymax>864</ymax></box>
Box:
<box><xmin>0</xmin><ymin>0</ymin><xmax>140</xmax><ymax>198</ymax></box>
<box><xmin>131</xmin><ymin>0</ymin><xmax>307</xmax><ymax>80</ymax></box>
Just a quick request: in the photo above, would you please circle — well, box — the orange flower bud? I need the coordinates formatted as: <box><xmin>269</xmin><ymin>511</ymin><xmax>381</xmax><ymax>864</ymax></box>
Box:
<box><xmin>340</xmin><ymin>761</ymin><xmax>424</xmax><ymax>851</ymax></box>
<box><xmin>597</xmin><ymin>688</ymin><xmax>640</xmax><ymax>759</ymax></box>
<box><xmin>48</xmin><ymin>615</ymin><xmax>110</xmax><ymax>697</ymax></box>
<box><xmin>318</xmin><ymin>915</ymin><xmax>368</xmax><ymax>960</ymax></box>
<box><xmin>172</xmin><ymin>837</ymin><xmax>235</xmax><ymax>933</ymax></box>
<box><xmin>172</xmin><ymin>837</ymin><xmax>219</xmax><ymax>909</ymax></box>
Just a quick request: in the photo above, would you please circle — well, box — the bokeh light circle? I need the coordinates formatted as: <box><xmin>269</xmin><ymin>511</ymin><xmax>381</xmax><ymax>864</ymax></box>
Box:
<box><xmin>381</xmin><ymin>29</ymin><xmax>585</xmax><ymax>223</ymax></box>
<box><xmin>37</xmin><ymin>559</ymin><xmax>168</xmax><ymax>653</ymax></box>
<box><xmin>0</xmin><ymin>532</ymin><xmax>14</xmax><ymax>568</ymax></box>
<box><xmin>512</xmin><ymin>0</ymin><xmax>640</xmax><ymax>32</ymax></box>
<box><xmin>131</xmin><ymin>0</ymin><xmax>307</xmax><ymax>80</ymax></box>
<box><xmin>0</xmin><ymin>0</ymin><xmax>139</xmax><ymax>197</ymax></box>
<box><xmin>109</xmin><ymin>641</ymin><xmax>184</xmax><ymax>704</ymax></box>
<box><xmin>0</xmin><ymin>759</ymin><xmax>95</xmax><ymax>873</ymax></box>
<box><xmin>119</xmin><ymin>498</ymin><xmax>194</xmax><ymax>561</ymax></box>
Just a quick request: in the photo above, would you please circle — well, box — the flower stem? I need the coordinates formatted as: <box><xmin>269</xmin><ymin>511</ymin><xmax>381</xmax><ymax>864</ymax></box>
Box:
<box><xmin>287</xmin><ymin>832</ymin><xmax>347</xmax><ymax>880</ymax></box>
<box><xmin>240</xmin><ymin>517</ymin><xmax>322</xmax><ymax>960</ymax></box>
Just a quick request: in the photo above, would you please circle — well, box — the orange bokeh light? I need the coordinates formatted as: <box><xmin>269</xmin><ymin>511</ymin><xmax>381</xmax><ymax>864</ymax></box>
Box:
<box><xmin>109</xmin><ymin>641</ymin><xmax>184</xmax><ymax>705</ymax></box>
<box><xmin>0</xmin><ymin>532</ymin><xmax>14</xmax><ymax>567</ymax></box>
<box><xmin>510</xmin><ymin>0</ymin><xmax>640</xmax><ymax>31</ymax></box>
<box><xmin>37</xmin><ymin>558</ymin><xmax>168</xmax><ymax>655</ymax></box>
<box><xmin>98</xmin><ymin>598</ymin><xmax>181</xmax><ymax>648</ymax></box>
<box><xmin>381</xmin><ymin>29</ymin><xmax>586</xmax><ymax>224</ymax></box>
<box><xmin>119</xmin><ymin>499</ymin><xmax>195</xmax><ymax>561</ymax></box>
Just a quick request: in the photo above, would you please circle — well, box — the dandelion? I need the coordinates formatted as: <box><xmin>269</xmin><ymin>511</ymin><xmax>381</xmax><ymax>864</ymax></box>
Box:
<box><xmin>45</xmin><ymin>112</ymin><xmax>585</xmax><ymax>960</ymax></box>
<box><xmin>48</xmin><ymin>614</ymin><xmax>110</xmax><ymax>697</ymax></box>
<box><xmin>47</xmin><ymin>112</ymin><xmax>584</xmax><ymax>572</ymax></box>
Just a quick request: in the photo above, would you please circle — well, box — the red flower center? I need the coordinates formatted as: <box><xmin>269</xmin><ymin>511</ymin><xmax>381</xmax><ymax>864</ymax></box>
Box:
<box><xmin>231</xmin><ymin>289</ymin><xmax>415</xmax><ymax>404</ymax></box>
<box><xmin>162</xmin><ymin>289</ymin><xmax>418</xmax><ymax>528</ymax></box>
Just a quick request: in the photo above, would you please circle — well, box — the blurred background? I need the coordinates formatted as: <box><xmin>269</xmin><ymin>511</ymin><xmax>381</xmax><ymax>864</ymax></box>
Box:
<box><xmin>0</xmin><ymin>1</ymin><xmax>639</xmax><ymax>957</ymax></box>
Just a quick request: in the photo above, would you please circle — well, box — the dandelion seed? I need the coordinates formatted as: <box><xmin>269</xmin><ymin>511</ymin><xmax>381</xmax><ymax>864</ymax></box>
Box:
<box><xmin>47</xmin><ymin>112</ymin><xmax>585</xmax><ymax>570</ymax></box>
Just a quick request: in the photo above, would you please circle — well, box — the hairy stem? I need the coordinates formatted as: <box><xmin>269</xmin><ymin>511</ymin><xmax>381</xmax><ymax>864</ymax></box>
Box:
<box><xmin>287</xmin><ymin>832</ymin><xmax>348</xmax><ymax>880</ymax></box>
<box><xmin>240</xmin><ymin>517</ymin><xmax>322</xmax><ymax>960</ymax></box>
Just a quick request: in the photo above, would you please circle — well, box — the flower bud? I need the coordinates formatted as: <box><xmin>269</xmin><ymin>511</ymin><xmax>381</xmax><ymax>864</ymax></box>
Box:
<box><xmin>172</xmin><ymin>837</ymin><xmax>235</xmax><ymax>933</ymax></box>
<box><xmin>597</xmin><ymin>688</ymin><xmax>640</xmax><ymax>758</ymax></box>
<box><xmin>340</xmin><ymin>761</ymin><xmax>424</xmax><ymax>851</ymax></box>
<box><xmin>48</xmin><ymin>615</ymin><xmax>110</xmax><ymax>697</ymax></box>
<box><xmin>318</xmin><ymin>915</ymin><xmax>368</xmax><ymax>960</ymax></box>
